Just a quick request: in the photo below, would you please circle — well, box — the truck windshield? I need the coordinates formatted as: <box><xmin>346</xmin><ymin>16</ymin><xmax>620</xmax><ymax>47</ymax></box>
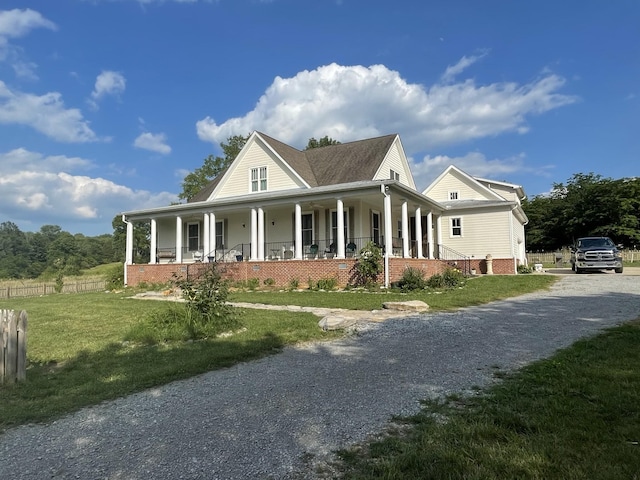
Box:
<box><xmin>579</xmin><ymin>238</ymin><xmax>614</xmax><ymax>248</ymax></box>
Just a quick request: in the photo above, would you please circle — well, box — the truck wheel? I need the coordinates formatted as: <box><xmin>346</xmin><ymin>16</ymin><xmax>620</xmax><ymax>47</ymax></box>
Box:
<box><xmin>575</xmin><ymin>266</ymin><xmax>582</xmax><ymax>274</ymax></box>
<box><xmin>615</xmin><ymin>267</ymin><xmax>623</xmax><ymax>274</ymax></box>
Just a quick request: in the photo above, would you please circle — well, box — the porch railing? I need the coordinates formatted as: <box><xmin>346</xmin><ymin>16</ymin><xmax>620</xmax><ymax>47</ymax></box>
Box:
<box><xmin>437</xmin><ymin>244</ymin><xmax>472</xmax><ymax>275</ymax></box>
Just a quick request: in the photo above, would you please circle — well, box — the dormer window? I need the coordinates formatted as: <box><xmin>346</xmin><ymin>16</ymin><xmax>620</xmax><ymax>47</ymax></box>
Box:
<box><xmin>251</xmin><ymin>166</ymin><xmax>267</xmax><ymax>192</ymax></box>
<box><xmin>449</xmin><ymin>191</ymin><xmax>459</xmax><ymax>200</ymax></box>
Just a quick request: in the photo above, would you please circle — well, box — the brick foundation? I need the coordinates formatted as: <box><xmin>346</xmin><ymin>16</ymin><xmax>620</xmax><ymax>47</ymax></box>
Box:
<box><xmin>125</xmin><ymin>256</ymin><xmax>518</xmax><ymax>288</ymax></box>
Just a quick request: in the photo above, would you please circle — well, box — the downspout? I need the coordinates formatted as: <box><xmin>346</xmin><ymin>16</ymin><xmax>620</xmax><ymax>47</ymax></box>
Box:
<box><xmin>509</xmin><ymin>205</ymin><xmax>517</xmax><ymax>274</ymax></box>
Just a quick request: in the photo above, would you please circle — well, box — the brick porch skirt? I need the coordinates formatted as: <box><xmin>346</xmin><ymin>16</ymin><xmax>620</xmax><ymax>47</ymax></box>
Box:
<box><xmin>125</xmin><ymin>257</ymin><xmax>516</xmax><ymax>288</ymax></box>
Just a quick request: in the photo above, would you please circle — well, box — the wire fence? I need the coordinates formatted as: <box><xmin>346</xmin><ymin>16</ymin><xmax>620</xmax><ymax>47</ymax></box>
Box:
<box><xmin>526</xmin><ymin>249</ymin><xmax>639</xmax><ymax>265</ymax></box>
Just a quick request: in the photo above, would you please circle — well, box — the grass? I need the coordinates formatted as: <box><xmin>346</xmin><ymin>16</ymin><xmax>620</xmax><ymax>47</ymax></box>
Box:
<box><xmin>0</xmin><ymin>274</ymin><xmax>556</xmax><ymax>433</ymax></box>
<box><xmin>336</xmin><ymin>319</ymin><xmax>640</xmax><ymax>479</ymax></box>
<box><xmin>230</xmin><ymin>274</ymin><xmax>558</xmax><ymax>311</ymax></box>
<box><xmin>0</xmin><ymin>291</ymin><xmax>339</xmax><ymax>432</ymax></box>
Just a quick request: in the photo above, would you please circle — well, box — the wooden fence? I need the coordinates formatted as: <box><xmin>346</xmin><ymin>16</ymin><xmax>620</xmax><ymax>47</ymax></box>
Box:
<box><xmin>0</xmin><ymin>279</ymin><xmax>107</xmax><ymax>299</ymax></box>
<box><xmin>526</xmin><ymin>249</ymin><xmax>639</xmax><ymax>265</ymax></box>
<box><xmin>1</xmin><ymin>309</ymin><xmax>27</xmax><ymax>384</ymax></box>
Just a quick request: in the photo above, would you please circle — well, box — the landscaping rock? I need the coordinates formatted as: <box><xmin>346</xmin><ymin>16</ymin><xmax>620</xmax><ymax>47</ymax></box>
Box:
<box><xmin>318</xmin><ymin>315</ymin><xmax>359</xmax><ymax>331</ymax></box>
<box><xmin>382</xmin><ymin>300</ymin><xmax>429</xmax><ymax>312</ymax></box>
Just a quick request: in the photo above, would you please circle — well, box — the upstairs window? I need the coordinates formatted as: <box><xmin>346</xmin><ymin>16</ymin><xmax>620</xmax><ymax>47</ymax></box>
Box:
<box><xmin>251</xmin><ymin>166</ymin><xmax>267</xmax><ymax>192</ymax></box>
<box><xmin>449</xmin><ymin>191</ymin><xmax>459</xmax><ymax>200</ymax></box>
<box><xmin>390</xmin><ymin>169</ymin><xmax>400</xmax><ymax>181</ymax></box>
<box><xmin>451</xmin><ymin>217</ymin><xmax>462</xmax><ymax>237</ymax></box>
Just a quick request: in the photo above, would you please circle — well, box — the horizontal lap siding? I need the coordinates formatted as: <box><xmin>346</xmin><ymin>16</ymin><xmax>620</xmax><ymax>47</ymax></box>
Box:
<box><xmin>440</xmin><ymin>210</ymin><xmax>511</xmax><ymax>258</ymax></box>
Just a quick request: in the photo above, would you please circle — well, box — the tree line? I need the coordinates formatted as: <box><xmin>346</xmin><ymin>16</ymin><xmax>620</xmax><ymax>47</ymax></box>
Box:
<box><xmin>523</xmin><ymin>173</ymin><xmax>640</xmax><ymax>251</ymax></box>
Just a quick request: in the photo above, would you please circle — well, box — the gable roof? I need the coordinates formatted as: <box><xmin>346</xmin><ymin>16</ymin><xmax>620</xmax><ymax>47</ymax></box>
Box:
<box><xmin>422</xmin><ymin>165</ymin><xmax>506</xmax><ymax>201</ymax></box>
<box><xmin>189</xmin><ymin>132</ymin><xmax>399</xmax><ymax>202</ymax></box>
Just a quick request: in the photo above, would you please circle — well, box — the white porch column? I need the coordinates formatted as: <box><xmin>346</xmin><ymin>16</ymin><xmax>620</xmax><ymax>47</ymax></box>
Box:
<box><xmin>383</xmin><ymin>191</ymin><xmax>392</xmax><ymax>288</ymax></box>
<box><xmin>203</xmin><ymin>213</ymin><xmax>210</xmax><ymax>260</ymax></box>
<box><xmin>257</xmin><ymin>207</ymin><xmax>265</xmax><ymax>260</ymax></box>
<box><xmin>125</xmin><ymin>219</ymin><xmax>134</xmax><ymax>265</ymax></box>
<box><xmin>436</xmin><ymin>214</ymin><xmax>443</xmax><ymax>259</ymax></box>
<box><xmin>150</xmin><ymin>218</ymin><xmax>157</xmax><ymax>264</ymax></box>
<box><xmin>415</xmin><ymin>207</ymin><xmax>423</xmax><ymax>259</ymax></box>
<box><xmin>401</xmin><ymin>200</ymin><xmax>409</xmax><ymax>258</ymax></box>
<box><xmin>336</xmin><ymin>198</ymin><xmax>345</xmax><ymax>259</ymax></box>
<box><xmin>250</xmin><ymin>208</ymin><xmax>258</xmax><ymax>260</ymax></box>
<box><xmin>175</xmin><ymin>216</ymin><xmax>183</xmax><ymax>263</ymax></box>
<box><xmin>294</xmin><ymin>203</ymin><xmax>303</xmax><ymax>260</ymax></box>
<box><xmin>427</xmin><ymin>212</ymin><xmax>434</xmax><ymax>259</ymax></box>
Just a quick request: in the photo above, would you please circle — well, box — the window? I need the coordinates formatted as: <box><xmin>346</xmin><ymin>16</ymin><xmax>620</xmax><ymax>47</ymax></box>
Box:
<box><xmin>187</xmin><ymin>223</ymin><xmax>200</xmax><ymax>251</ymax></box>
<box><xmin>451</xmin><ymin>217</ymin><xmax>462</xmax><ymax>237</ymax></box>
<box><xmin>331</xmin><ymin>210</ymin><xmax>349</xmax><ymax>246</ymax></box>
<box><xmin>301</xmin><ymin>213</ymin><xmax>313</xmax><ymax>246</ymax></box>
<box><xmin>251</xmin><ymin>166</ymin><xmax>267</xmax><ymax>192</ymax></box>
<box><xmin>371</xmin><ymin>211</ymin><xmax>380</xmax><ymax>245</ymax></box>
<box><xmin>215</xmin><ymin>221</ymin><xmax>224</xmax><ymax>249</ymax></box>
<box><xmin>449</xmin><ymin>191</ymin><xmax>459</xmax><ymax>200</ymax></box>
<box><xmin>390</xmin><ymin>169</ymin><xmax>400</xmax><ymax>181</ymax></box>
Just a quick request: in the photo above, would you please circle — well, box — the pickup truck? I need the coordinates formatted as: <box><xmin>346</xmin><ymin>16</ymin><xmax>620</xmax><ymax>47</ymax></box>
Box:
<box><xmin>570</xmin><ymin>236</ymin><xmax>623</xmax><ymax>274</ymax></box>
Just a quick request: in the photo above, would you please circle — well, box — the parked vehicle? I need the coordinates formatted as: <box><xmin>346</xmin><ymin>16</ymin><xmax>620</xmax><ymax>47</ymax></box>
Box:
<box><xmin>570</xmin><ymin>237</ymin><xmax>623</xmax><ymax>274</ymax></box>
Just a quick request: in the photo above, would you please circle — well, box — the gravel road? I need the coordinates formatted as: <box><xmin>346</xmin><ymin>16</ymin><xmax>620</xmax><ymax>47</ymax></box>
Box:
<box><xmin>2</xmin><ymin>273</ymin><xmax>639</xmax><ymax>479</ymax></box>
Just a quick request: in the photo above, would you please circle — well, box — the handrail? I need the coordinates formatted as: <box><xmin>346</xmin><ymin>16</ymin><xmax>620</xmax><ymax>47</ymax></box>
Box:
<box><xmin>437</xmin><ymin>244</ymin><xmax>472</xmax><ymax>275</ymax></box>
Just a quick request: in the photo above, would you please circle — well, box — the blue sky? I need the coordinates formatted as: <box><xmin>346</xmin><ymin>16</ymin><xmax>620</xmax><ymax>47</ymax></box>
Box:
<box><xmin>1</xmin><ymin>0</ymin><xmax>638</xmax><ymax>236</ymax></box>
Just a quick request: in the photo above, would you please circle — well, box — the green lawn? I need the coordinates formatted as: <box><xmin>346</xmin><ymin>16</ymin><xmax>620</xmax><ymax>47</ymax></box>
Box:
<box><xmin>337</xmin><ymin>319</ymin><xmax>640</xmax><ymax>479</ymax></box>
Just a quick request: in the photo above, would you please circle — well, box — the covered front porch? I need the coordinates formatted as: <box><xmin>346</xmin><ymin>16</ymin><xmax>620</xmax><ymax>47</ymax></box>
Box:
<box><xmin>122</xmin><ymin>181</ymin><xmax>451</xmax><ymax>286</ymax></box>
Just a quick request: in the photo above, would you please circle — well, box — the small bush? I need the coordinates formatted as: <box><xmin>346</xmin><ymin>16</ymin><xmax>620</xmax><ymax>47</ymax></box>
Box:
<box><xmin>105</xmin><ymin>264</ymin><xmax>124</xmax><ymax>290</ymax></box>
<box><xmin>354</xmin><ymin>241</ymin><xmax>383</xmax><ymax>287</ymax></box>
<box><xmin>518</xmin><ymin>264</ymin><xmax>534</xmax><ymax>274</ymax></box>
<box><xmin>263</xmin><ymin>277</ymin><xmax>275</xmax><ymax>286</ymax></box>
<box><xmin>246</xmin><ymin>277</ymin><xmax>260</xmax><ymax>291</ymax></box>
<box><xmin>288</xmin><ymin>278</ymin><xmax>300</xmax><ymax>290</ymax></box>
<box><xmin>396</xmin><ymin>267</ymin><xmax>427</xmax><ymax>291</ymax></box>
<box><xmin>427</xmin><ymin>268</ymin><xmax>465</xmax><ymax>289</ymax></box>
<box><xmin>316</xmin><ymin>277</ymin><xmax>338</xmax><ymax>291</ymax></box>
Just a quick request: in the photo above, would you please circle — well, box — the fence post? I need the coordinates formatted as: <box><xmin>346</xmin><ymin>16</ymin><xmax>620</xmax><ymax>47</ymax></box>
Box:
<box><xmin>1</xmin><ymin>309</ymin><xmax>28</xmax><ymax>384</ymax></box>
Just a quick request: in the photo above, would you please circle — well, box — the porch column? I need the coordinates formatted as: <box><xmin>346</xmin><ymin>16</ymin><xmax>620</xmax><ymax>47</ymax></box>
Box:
<box><xmin>175</xmin><ymin>216</ymin><xmax>183</xmax><ymax>263</ymax></box>
<box><xmin>436</xmin><ymin>214</ymin><xmax>443</xmax><ymax>259</ymax></box>
<box><xmin>294</xmin><ymin>203</ymin><xmax>303</xmax><ymax>260</ymax></box>
<box><xmin>415</xmin><ymin>207</ymin><xmax>423</xmax><ymax>258</ymax></box>
<box><xmin>383</xmin><ymin>191</ymin><xmax>392</xmax><ymax>288</ymax></box>
<box><xmin>250</xmin><ymin>208</ymin><xmax>258</xmax><ymax>261</ymax></box>
<box><xmin>336</xmin><ymin>198</ymin><xmax>345</xmax><ymax>259</ymax></box>
<box><xmin>427</xmin><ymin>212</ymin><xmax>434</xmax><ymax>259</ymax></box>
<box><xmin>257</xmin><ymin>207</ymin><xmax>265</xmax><ymax>261</ymax></box>
<box><xmin>209</xmin><ymin>213</ymin><xmax>216</xmax><ymax>260</ymax></box>
<box><xmin>401</xmin><ymin>200</ymin><xmax>409</xmax><ymax>258</ymax></box>
<box><xmin>150</xmin><ymin>218</ymin><xmax>157</xmax><ymax>264</ymax></box>
<box><xmin>203</xmin><ymin>213</ymin><xmax>210</xmax><ymax>260</ymax></box>
<box><xmin>125</xmin><ymin>219</ymin><xmax>134</xmax><ymax>265</ymax></box>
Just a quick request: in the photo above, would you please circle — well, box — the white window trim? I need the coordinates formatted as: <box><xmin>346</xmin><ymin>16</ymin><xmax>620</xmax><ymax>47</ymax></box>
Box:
<box><xmin>450</xmin><ymin>217</ymin><xmax>463</xmax><ymax>238</ymax></box>
<box><xmin>301</xmin><ymin>211</ymin><xmax>315</xmax><ymax>246</ymax></box>
<box><xmin>448</xmin><ymin>190</ymin><xmax>460</xmax><ymax>201</ymax></box>
<box><xmin>330</xmin><ymin>208</ymin><xmax>350</xmax><ymax>243</ymax></box>
<box><xmin>250</xmin><ymin>166</ymin><xmax>268</xmax><ymax>193</ymax></box>
<box><xmin>371</xmin><ymin>210</ymin><xmax>381</xmax><ymax>244</ymax></box>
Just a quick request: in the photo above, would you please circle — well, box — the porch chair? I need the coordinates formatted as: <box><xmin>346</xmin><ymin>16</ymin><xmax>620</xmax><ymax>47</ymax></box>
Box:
<box><xmin>306</xmin><ymin>244</ymin><xmax>319</xmax><ymax>259</ymax></box>
<box><xmin>346</xmin><ymin>242</ymin><xmax>357</xmax><ymax>258</ymax></box>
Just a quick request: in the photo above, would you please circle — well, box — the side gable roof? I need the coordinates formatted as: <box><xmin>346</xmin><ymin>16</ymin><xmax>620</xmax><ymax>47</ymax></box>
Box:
<box><xmin>422</xmin><ymin>165</ymin><xmax>505</xmax><ymax>201</ymax></box>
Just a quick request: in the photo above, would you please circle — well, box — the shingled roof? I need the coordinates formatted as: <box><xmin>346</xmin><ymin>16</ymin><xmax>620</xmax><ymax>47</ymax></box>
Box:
<box><xmin>189</xmin><ymin>132</ymin><xmax>398</xmax><ymax>202</ymax></box>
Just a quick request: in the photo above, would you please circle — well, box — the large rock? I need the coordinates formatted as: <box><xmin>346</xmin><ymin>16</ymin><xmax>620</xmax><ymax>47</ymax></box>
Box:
<box><xmin>318</xmin><ymin>315</ymin><xmax>358</xmax><ymax>331</ymax></box>
<box><xmin>382</xmin><ymin>300</ymin><xmax>429</xmax><ymax>312</ymax></box>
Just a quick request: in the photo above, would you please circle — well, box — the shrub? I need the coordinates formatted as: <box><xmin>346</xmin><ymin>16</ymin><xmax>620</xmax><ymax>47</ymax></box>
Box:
<box><xmin>354</xmin><ymin>241</ymin><xmax>383</xmax><ymax>287</ymax></box>
<box><xmin>105</xmin><ymin>264</ymin><xmax>124</xmax><ymax>290</ymax></box>
<box><xmin>518</xmin><ymin>264</ymin><xmax>534</xmax><ymax>274</ymax></box>
<box><xmin>316</xmin><ymin>277</ymin><xmax>338</xmax><ymax>291</ymax></box>
<box><xmin>288</xmin><ymin>278</ymin><xmax>300</xmax><ymax>290</ymax></box>
<box><xmin>246</xmin><ymin>277</ymin><xmax>260</xmax><ymax>291</ymax></box>
<box><xmin>396</xmin><ymin>267</ymin><xmax>427</xmax><ymax>291</ymax></box>
<box><xmin>263</xmin><ymin>277</ymin><xmax>275</xmax><ymax>287</ymax></box>
<box><xmin>427</xmin><ymin>267</ymin><xmax>465</xmax><ymax>289</ymax></box>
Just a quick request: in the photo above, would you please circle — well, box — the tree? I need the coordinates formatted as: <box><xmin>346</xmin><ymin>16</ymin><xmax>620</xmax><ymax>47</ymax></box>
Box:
<box><xmin>179</xmin><ymin>134</ymin><xmax>250</xmax><ymax>201</ymax></box>
<box><xmin>0</xmin><ymin>222</ymin><xmax>30</xmax><ymax>278</ymax></box>
<box><xmin>304</xmin><ymin>136</ymin><xmax>341</xmax><ymax>150</ymax></box>
<box><xmin>112</xmin><ymin>215</ymin><xmax>150</xmax><ymax>264</ymax></box>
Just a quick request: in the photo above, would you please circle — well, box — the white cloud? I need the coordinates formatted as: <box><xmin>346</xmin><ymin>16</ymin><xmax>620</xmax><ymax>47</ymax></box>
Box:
<box><xmin>411</xmin><ymin>151</ymin><xmax>555</xmax><ymax>191</ymax></box>
<box><xmin>0</xmin><ymin>81</ymin><xmax>99</xmax><ymax>142</ymax></box>
<box><xmin>134</xmin><ymin>132</ymin><xmax>172</xmax><ymax>154</ymax></box>
<box><xmin>196</xmin><ymin>62</ymin><xmax>578</xmax><ymax>154</ymax></box>
<box><xmin>89</xmin><ymin>70</ymin><xmax>126</xmax><ymax>109</ymax></box>
<box><xmin>441</xmin><ymin>51</ymin><xmax>488</xmax><ymax>83</ymax></box>
<box><xmin>0</xmin><ymin>148</ymin><xmax>177</xmax><ymax>234</ymax></box>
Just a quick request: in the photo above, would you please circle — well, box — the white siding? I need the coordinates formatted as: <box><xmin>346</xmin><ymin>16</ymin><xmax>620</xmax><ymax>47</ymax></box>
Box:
<box><xmin>439</xmin><ymin>208</ymin><xmax>512</xmax><ymax>258</ymax></box>
<box><xmin>428</xmin><ymin>170</ymin><xmax>497</xmax><ymax>202</ymax></box>
<box><xmin>215</xmin><ymin>140</ymin><xmax>304</xmax><ymax>199</ymax></box>
<box><xmin>373</xmin><ymin>139</ymin><xmax>415</xmax><ymax>188</ymax></box>
<box><xmin>486</xmin><ymin>184</ymin><xmax>518</xmax><ymax>202</ymax></box>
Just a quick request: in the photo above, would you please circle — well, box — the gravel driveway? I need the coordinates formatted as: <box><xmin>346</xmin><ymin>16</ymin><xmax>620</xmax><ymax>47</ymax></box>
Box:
<box><xmin>2</xmin><ymin>273</ymin><xmax>639</xmax><ymax>479</ymax></box>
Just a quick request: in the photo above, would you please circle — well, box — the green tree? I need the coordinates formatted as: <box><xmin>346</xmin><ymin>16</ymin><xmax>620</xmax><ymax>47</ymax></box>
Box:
<box><xmin>179</xmin><ymin>134</ymin><xmax>249</xmax><ymax>201</ymax></box>
<box><xmin>0</xmin><ymin>222</ymin><xmax>30</xmax><ymax>278</ymax></box>
<box><xmin>112</xmin><ymin>215</ymin><xmax>151</xmax><ymax>264</ymax></box>
<box><xmin>304</xmin><ymin>135</ymin><xmax>341</xmax><ymax>150</ymax></box>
